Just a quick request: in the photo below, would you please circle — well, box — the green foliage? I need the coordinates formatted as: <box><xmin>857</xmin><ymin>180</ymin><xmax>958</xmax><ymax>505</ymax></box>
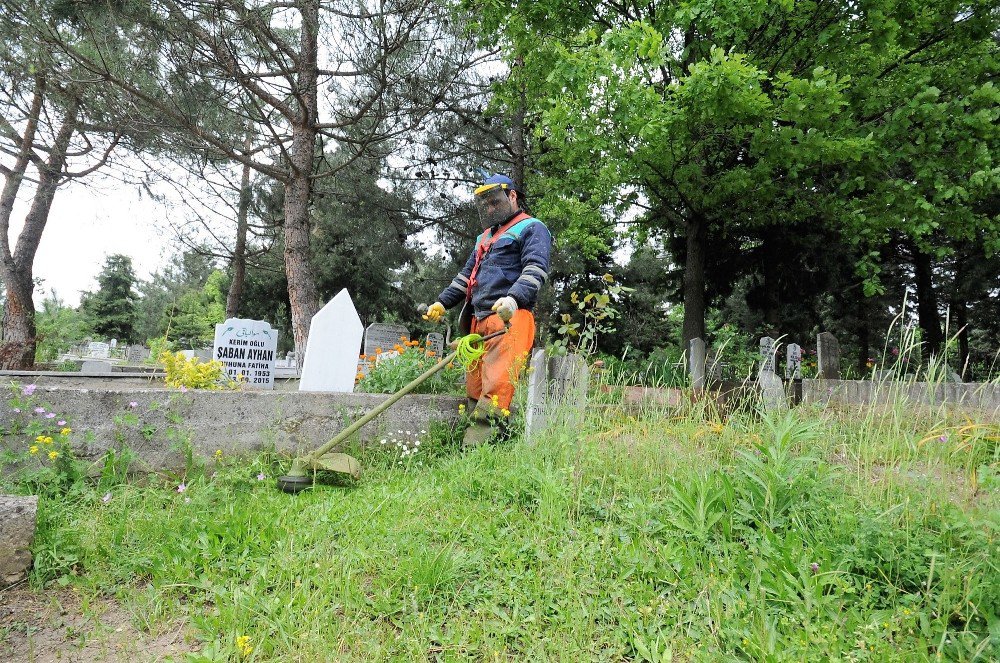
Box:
<box><xmin>158</xmin><ymin>351</ymin><xmax>240</xmax><ymax>391</ymax></box>
<box><xmin>33</xmin><ymin>291</ymin><xmax>91</xmax><ymax>363</ymax></box>
<box><xmin>553</xmin><ymin>273</ymin><xmax>633</xmax><ymax>356</ymax></box>
<box><xmin>80</xmin><ymin>254</ymin><xmax>139</xmax><ymax>343</ymax></box>
<box><xmin>356</xmin><ymin>338</ymin><xmax>463</xmax><ymax>395</ymax></box>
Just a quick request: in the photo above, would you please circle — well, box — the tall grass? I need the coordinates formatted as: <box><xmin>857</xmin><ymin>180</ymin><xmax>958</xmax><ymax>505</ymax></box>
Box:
<box><xmin>2</xmin><ymin>374</ymin><xmax>998</xmax><ymax>661</ymax></box>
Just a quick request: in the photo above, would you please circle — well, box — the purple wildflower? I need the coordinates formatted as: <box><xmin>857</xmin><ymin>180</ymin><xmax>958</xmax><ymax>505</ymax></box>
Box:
<box><xmin>810</xmin><ymin>562</ymin><xmax>820</xmax><ymax>573</ymax></box>
<box><xmin>256</xmin><ymin>472</ymin><xmax>266</xmax><ymax>481</ymax></box>
<box><xmin>57</xmin><ymin>420</ymin><xmax>66</xmax><ymax>426</ymax></box>
<box><xmin>45</xmin><ymin>412</ymin><xmax>56</xmax><ymax>419</ymax></box>
<box><xmin>33</xmin><ymin>407</ymin><xmax>45</xmax><ymax>414</ymax></box>
<box><xmin>128</xmin><ymin>401</ymin><xmax>138</xmax><ymax>408</ymax></box>
<box><xmin>179</xmin><ymin>386</ymin><xmax>188</xmax><ymax>393</ymax></box>
<box><xmin>22</xmin><ymin>384</ymin><xmax>36</xmax><ymax>396</ymax></box>
<box><xmin>176</xmin><ymin>483</ymin><xmax>187</xmax><ymax>493</ymax></box>
<box><xmin>938</xmin><ymin>434</ymin><xmax>948</xmax><ymax>443</ymax></box>
<box><xmin>12</xmin><ymin>408</ymin><xmax>20</xmax><ymax>413</ymax></box>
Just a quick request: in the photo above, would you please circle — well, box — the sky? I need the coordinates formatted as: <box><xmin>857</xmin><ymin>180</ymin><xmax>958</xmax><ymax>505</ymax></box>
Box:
<box><xmin>10</xmin><ymin>177</ymin><xmax>172</xmax><ymax>307</ymax></box>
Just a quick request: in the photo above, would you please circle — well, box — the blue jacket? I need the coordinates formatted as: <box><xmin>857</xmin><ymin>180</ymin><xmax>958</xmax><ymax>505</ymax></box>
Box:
<box><xmin>438</xmin><ymin>215</ymin><xmax>552</xmax><ymax>319</ymax></box>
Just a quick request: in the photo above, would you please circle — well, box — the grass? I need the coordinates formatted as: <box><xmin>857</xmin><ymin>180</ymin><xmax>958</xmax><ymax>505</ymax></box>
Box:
<box><xmin>2</xmin><ymin>392</ymin><xmax>998</xmax><ymax>661</ymax></box>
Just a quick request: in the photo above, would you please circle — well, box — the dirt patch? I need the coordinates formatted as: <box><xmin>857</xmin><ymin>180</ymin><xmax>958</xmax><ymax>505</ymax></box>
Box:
<box><xmin>0</xmin><ymin>584</ymin><xmax>199</xmax><ymax>662</ymax></box>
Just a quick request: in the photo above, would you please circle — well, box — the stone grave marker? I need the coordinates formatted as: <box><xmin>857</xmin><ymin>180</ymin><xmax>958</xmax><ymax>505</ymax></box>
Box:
<box><xmin>426</xmin><ymin>332</ymin><xmax>445</xmax><ymax>359</ymax></box>
<box><xmin>364</xmin><ymin>323</ymin><xmax>409</xmax><ymax>358</ymax></box>
<box><xmin>688</xmin><ymin>338</ymin><xmax>706</xmax><ymax>390</ymax></box>
<box><xmin>816</xmin><ymin>332</ymin><xmax>841</xmax><ymax>379</ymax></box>
<box><xmin>299</xmin><ymin>289</ymin><xmax>364</xmax><ymax>392</ymax></box>
<box><xmin>759</xmin><ymin>336</ymin><xmax>776</xmax><ymax>373</ymax></box>
<box><xmin>525</xmin><ymin>349</ymin><xmax>590</xmax><ymax>442</ymax></box>
<box><xmin>757</xmin><ymin>336</ymin><xmax>786</xmax><ymax>413</ymax></box>
<box><xmin>785</xmin><ymin>343</ymin><xmax>802</xmax><ymax>380</ymax></box>
<box><xmin>81</xmin><ymin>360</ymin><xmax>112</xmax><ymax>375</ymax></box>
<box><xmin>87</xmin><ymin>342</ymin><xmax>110</xmax><ymax>359</ymax></box>
<box><xmin>213</xmin><ymin>318</ymin><xmax>279</xmax><ymax>389</ymax></box>
<box><xmin>0</xmin><ymin>495</ymin><xmax>38</xmax><ymax>584</ymax></box>
<box><xmin>126</xmin><ymin>344</ymin><xmax>148</xmax><ymax>364</ymax></box>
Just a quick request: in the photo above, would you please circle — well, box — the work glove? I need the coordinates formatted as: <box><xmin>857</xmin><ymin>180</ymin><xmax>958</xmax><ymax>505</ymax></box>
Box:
<box><xmin>492</xmin><ymin>296</ymin><xmax>518</xmax><ymax>321</ymax></box>
<box><xmin>422</xmin><ymin>301</ymin><xmax>446</xmax><ymax>323</ymax></box>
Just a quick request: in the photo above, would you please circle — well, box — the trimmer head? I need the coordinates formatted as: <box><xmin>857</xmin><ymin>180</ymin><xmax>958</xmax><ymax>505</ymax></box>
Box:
<box><xmin>276</xmin><ymin>473</ymin><xmax>312</xmax><ymax>493</ymax></box>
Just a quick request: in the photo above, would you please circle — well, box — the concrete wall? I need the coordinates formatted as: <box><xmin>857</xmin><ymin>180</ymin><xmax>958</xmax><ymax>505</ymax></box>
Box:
<box><xmin>1</xmin><ymin>387</ymin><xmax>463</xmax><ymax>472</ymax></box>
<box><xmin>802</xmin><ymin>379</ymin><xmax>1000</xmax><ymax>418</ymax></box>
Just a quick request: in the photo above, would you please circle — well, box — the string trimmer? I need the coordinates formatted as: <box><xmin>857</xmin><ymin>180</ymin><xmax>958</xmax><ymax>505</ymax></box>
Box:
<box><xmin>276</xmin><ymin>320</ymin><xmax>507</xmax><ymax>493</ymax></box>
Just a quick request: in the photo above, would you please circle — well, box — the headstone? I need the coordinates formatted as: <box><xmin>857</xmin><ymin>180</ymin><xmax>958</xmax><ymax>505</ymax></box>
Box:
<box><xmin>706</xmin><ymin>347</ymin><xmax>724</xmax><ymax>384</ymax></box>
<box><xmin>426</xmin><ymin>332</ymin><xmax>445</xmax><ymax>359</ymax></box>
<box><xmin>525</xmin><ymin>349</ymin><xmax>590</xmax><ymax>442</ymax></box>
<box><xmin>364</xmin><ymin>323</ymin><xmax>409</xmax><ymax>358</ymax></box>
<box><xmin>759</xmin><ymin>336</ymin><xmax>776</xmax><ymax>373</ymax></box>
<box><xmin>126</xmin><ymin>344</ymin><xmax>147</xmax><ymax>364</ymax></box>
<box><xmin>816</xmin><ymin>332</ymin><xmax>841</xmax><ymax>379</ymax></box>
<box><xmin>785</xmin><ymin>343</ymin><xmax>802</xmax><ymax>380</ymax></box>
<box><xmin>213</xmin><ymin>318</ymin><xmax>279</xmax><ymax>390</ymax></box>
<box><xmin>87</xmin><ymin>342</ymin><xmax>110</xmax><ymax>359</ymax></box>
<box><xmin>194</xmin><ymin>347</ymin><xmax>213</xmax><ymax>362</ymax></box>
<box><xmin>757</xmin><ymin>369</ymin><xmax>787</xmax><ymax>413</ymax></box>
<box><xmin>299</xmin><ymin>289</ymin><xmax>364</xmax><ymax>392</ymax></box>
<box><xmin>109</xmin><ymin>338</ymin><xmax>117</xmax><ymax>349</ymax></box>
<box><xmin>688</xmin><ymin>338</ymin><xmax>706</xmax><ymax>390</ymax></box>
<box><xmin>0</xmin><ymin>495</ymin><xmax>38</xmax><ymax>584</ymax></box>
<box><xmin>81</xmin><ymin>359</ymin><xmax>112</xmax><ymax>375</ymax></box>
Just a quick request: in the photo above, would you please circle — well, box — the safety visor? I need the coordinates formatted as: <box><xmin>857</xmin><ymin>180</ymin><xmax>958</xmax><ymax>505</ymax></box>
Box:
<box><xmin>473</xmin><ymin>182</ymin><xmax>515</xmax><ymax>197</ymax></box>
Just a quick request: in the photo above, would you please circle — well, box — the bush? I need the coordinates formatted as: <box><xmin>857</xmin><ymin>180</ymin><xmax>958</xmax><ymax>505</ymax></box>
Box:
<box><xmin>356</xmin><ymin>337</ymin><xmax>463</xmax><ymax>395</ymax></box>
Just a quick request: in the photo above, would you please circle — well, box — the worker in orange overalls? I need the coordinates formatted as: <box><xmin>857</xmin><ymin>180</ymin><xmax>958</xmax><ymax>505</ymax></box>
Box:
<box><xmin>423</xmin><ymin>174</ymin><xmax>552</xmax><ymax>445</ymax></box>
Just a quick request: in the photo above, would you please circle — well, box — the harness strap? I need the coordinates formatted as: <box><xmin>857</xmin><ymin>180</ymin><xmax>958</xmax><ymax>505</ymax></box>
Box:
<box><xmin>466</xmin><ymin>212</ymin><xmax>531</xmax><ymax>301</ymax></box>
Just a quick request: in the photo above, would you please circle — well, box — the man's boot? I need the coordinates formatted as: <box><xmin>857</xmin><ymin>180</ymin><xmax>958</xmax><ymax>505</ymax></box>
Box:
<box><xmin>462</xmin><ymin>397</ymin><xmax>495</xmax><ymax>447</ymax></box>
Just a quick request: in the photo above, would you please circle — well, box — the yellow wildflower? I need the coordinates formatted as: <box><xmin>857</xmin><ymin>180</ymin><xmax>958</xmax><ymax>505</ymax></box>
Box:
<box><xmin>60</xmin><ymin>427</ymin><xmax>71</xmax><ymax>436</ymax></box>
<box><xmin>236</xmin><ymin>635</ymin><xmax>253</xmax><ymax>657</ymax></box>
<box><xmin>35</xmin><ymin>435</ymin><xmax>45</xmax><ymax>443</ymax></box>
<box><xmin>458</xmin><ymin>403</ymin><xmax>465</xmax><ymax>413</ymax></box>
<box><xmin>48</xmin><ymin>450</ymin><xmax>59</xmax><ymax>460</ymax></box>
<box><xmin>29</xmin><ymin>445</ymin><xmax>38</xmax><ymax>455</ymax></box>
<box><xmin>214</xmin><ymin>449</ymin><xmax>223</xmax><ymax>460</ymax></box>
<box><xmin>43</xmin><ymin>436</ymin><xmax>54</xmax><ymax>445</ymax></box>
<box><xmin>501</xmin><ymin>409</ymin><xmax>511</xmax><ymax>417</ymax></box>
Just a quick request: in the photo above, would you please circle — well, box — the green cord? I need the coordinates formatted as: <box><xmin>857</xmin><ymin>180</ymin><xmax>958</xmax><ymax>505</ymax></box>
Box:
<box><xmin>455</xmin><ymin>333</ymin><xmax>487</xmax><ymax>369</ymax></box>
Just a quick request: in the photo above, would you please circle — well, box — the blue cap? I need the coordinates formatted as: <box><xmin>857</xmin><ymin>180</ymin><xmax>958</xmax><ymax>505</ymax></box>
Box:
<box><xmin>475</xmin><ymin>174</ymin><xmax>521</xmax><ymax>196</ymax></box>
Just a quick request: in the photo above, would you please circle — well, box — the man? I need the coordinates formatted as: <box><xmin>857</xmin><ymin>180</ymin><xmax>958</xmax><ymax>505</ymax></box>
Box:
<box><xmin>423</xmin><ymin>174</ymin><xmax>551</xmax><ymax>445</ymax></box>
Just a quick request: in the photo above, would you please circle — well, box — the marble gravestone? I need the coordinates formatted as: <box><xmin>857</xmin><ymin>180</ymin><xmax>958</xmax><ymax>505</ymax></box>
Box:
<box><xmin>213</xmin><ymin>318</ymin><xmax>279</xmax><ymax>389</ymax></box>
<box><xmin>299</xmin><ymin>289</ymin><xmax>364</xmax><ymax>392</ymax></box>
<box><xmin>425</xmin><ymin>332</ymin><xmax>445</xmax><ymax>358</ymax></box>
<box><xmin>364</xmin><ymin>323</ymin><xmax>409</xmax><ymax>357</ymax></box>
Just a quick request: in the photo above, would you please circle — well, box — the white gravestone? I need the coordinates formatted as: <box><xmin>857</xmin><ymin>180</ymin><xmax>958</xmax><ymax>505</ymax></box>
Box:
<box><xmin>364</xmin><ymin>323</ymin><xmax>409</xmax><ymax>357</ymax></box>
<box><xmin>87</xmin><ymin>342</ymin><xmax>110</xmax><ymax>359</ymax></box>
<box><xmin>299</xmin><ymin>289</ymin><xmax>364</xmax><ymax>392</ymax></box>
<box><xmin>785</xmin><ymin>344</ymin><xmax>802</xmax><ymax>380</ymax></box>
<box><xmin>213</xmin><ymin>318</ymin><xmax>279</xmax><ymax>390</ymax></box>
<box><xmin>759</xmin><ymin>336</ymin><xmax>776</xmax><ymax>373</ymax></box>
<box><xmin>525</xmin><ymin>349</ymin><xmax>590</xmax><ymax>442</ymax></box>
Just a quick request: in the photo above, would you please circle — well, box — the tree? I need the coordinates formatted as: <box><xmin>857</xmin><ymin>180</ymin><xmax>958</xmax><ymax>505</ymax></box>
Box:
<box><xmin>471</xmin><ymin>0</ymin><xmax>999</xmax><ymax>349</ymax></box>
<box><xmin>0</xmin><ymin>1</ymin><xmax>135</xmax><ymax>367</ymax></box>
<box><xmin>25</xmin><ymin>0</ymin><xmax>472</xmax><ymax>362</ymax></box>
<box><xmin>81</xmin><ymin>255</ymin><xmax>139</xmax><ymax>343</ymax></box>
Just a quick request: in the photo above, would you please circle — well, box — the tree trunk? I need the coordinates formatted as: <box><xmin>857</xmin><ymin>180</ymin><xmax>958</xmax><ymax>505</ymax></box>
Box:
<box><xmin>912</xmin><ymin>244</ymin><xmax>943</xmax><ymax>358</ymax></box>
<box><xmin>951</xmin><ymin>251</ymin><xmax>970</xmax><ymax>379</ymax></box>
<box><xmin>761</xmin><ymin>230</ymin><xmax>781</xmax><ymax>337</ymax></box>
<box><xmin>226</xmin><ymin>140</ymin><xmax>252</xmax><ymax>319</ymax></box>
<box><xmin>0</xmin><ymin>85</ymin><xmax>78</xmax><ymax>369</ymax></box>
<box><xmin>283</xmin><ymin>0</ymin><xmax>321</xmax><ymax>362</ymax></box>
<box><xmin>681</xmin><ymin>213</ymin><xmax>707</xmax><ymax>346</ymax></box>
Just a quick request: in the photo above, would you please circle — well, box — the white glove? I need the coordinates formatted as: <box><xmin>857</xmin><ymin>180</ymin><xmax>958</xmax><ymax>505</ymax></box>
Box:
<box><xmin>492</xmin><ymin>296</ymin><xmax>518</xmax><ymax>321</ymax></box>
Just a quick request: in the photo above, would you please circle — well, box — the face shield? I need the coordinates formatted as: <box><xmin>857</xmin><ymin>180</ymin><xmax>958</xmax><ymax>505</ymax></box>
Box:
<box><xmin>474</xmin><ymin>183</ymin><xmax>517</xmax><ymax>230</ymax></box>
